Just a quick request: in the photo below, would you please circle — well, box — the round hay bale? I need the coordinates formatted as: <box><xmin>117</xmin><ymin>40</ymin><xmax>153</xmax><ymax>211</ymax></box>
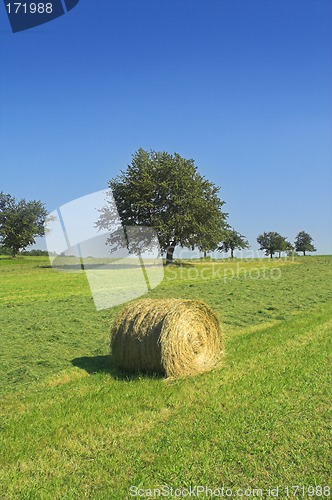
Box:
<box><xmin>111</xmin><ymin>299</ymin><xmax>223</xmax><ymax>378</ymax></box>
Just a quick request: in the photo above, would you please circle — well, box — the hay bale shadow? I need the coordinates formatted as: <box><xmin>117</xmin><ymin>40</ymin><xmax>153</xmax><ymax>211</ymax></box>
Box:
<box><xmin>71</xmin><ymin>355</ymin><xmax>164</xmax><ymax>381</ymax></box>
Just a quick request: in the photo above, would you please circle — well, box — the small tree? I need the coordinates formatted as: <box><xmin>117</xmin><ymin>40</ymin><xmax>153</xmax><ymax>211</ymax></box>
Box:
<box><xmin>275</xmin><ymin>234</ymin><xmax>286</xmax><ymax>258</ymax></box>
<box><xmin>274</xmin><ymin>234</ymin><xmax>293</xmax><ymax>258</ymax></box>
<box><xmin>218</xmin><ymin>228</ymin><xmax>249</xmax><ymax>258</ymax></box>
<box><xmin>285</xmin><ymin>241</ymin><xmax>295</xmax><ymax>256</ymax></box>
<box><xmin>97</xmin><ymin>149</ymin><xmax>228</xmax><ymax>264</ymax></box>
<box><xmin>0</xmin><ymin>192</ymin><xmax>48</xmax><ymax>257</ymax></box>
<box><xmin>294</xmin><ymin>231</ymin><xmax>316</xmax><ymax>256</ymax></box>
<box><xmin>257</xmin><ymin>231</ymin><xmax>288</xmax><ymax>258</ymax></box>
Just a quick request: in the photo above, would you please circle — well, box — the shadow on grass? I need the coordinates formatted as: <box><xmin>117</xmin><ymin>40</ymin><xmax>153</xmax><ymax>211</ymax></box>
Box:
<box><xmin>166</xmin><ymin>260</ymin><xmax>194</xmax><ymax>267</ymax></box>
<box><xmin>71</xmin><ymin>355</ymin><xmax>164</xmax><ymax>381</ymax></box>
<box><xmin>39</xmin><ymin>263</ymin><xmax>163</xmax><ymax>271</ymax></box>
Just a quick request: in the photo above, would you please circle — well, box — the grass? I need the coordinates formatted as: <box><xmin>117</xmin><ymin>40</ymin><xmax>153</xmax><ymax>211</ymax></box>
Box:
<box><xmin>0</xmin><ymin>255</ymin><xmax>331</xmax><ymax>498</ymax></box>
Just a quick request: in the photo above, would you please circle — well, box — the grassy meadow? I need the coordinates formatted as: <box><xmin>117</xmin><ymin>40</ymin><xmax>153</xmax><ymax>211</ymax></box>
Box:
<box><xmin>0</xmin><ymin>255</ymin><xmax>331</xmax><ymax>498</ymax></box>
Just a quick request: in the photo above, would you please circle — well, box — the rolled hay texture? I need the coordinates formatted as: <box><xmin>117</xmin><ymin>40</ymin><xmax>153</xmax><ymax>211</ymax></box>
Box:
<box><xmin>111</xmin><ymin>299</ymin><xmax>223</xmax><ymax>378</ymax></box>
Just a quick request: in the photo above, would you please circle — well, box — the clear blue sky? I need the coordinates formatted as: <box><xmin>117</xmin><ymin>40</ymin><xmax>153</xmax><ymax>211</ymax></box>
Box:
<box><xmin>1</xmin><ymin>0</ymin><xmax>331</xmax><ymax>255</ymax></box>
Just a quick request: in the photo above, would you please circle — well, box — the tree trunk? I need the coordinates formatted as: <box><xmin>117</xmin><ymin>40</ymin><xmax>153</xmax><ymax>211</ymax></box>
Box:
<box><xmin>303</xmin><ymin>250</ymin><xmax>306</xmax><ymax>256</ymax></box>
<box><xmin>270</xmin><ymin>252</ymin><xmax>273</xmax><ymax>258</ymax></box>
<box><xmin>11</xmin><ymin>247</ymin><xmax>19</xmax><ymax>258</ymax></box>
<box><xmin>204</xmin><ymin>250</ymin><xmax>207</xmax><ymax>259</ymax></box>
<box><xmin>231</xmin><ymin>248</ymin><xmax>234</xmax><ymax>258</ymax></box>
<box><xmin>166</xmin><ymin>242</ymin><xmax>176</xmax><ymax>265</ymax></box>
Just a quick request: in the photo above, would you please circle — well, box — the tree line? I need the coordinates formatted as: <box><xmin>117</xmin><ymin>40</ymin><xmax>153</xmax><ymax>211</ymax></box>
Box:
<box><xmin>1</xmin><ymin>149</ymin><xmax>316</xmax><ymax>261</ymax></box>
<box><xmin>257</xmin><ymin>231</ymin><xmax>315</xmax><ymax>258</ymax></box>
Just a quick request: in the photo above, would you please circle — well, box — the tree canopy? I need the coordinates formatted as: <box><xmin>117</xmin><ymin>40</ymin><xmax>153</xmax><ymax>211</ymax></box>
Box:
<box><xmin>0</xmin><ymin>192</ymin><xmax>48</xmax><ymax>257</ymax></box>
<box><xmin>257</xmin><ymin>231</ymin><xmax>289</xmax><ymax>258</ymax></box>
<box><xmin>97</xmin><ymin>149</ymin><xmax>228</xmax><ymax>263</ymax></box>
<box><xmin>218</xmin><ymin>228</ymin><xmax>249</xmax><ymax>258</ymax></box>
<box><xmin>294</xmin><ymin>231</ymin><xmax>316</xmax><ymax>256</ymax></box>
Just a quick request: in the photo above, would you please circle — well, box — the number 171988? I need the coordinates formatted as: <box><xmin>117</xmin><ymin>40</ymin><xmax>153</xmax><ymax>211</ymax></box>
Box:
<box><xmin>6</xmin><ymin>3</ymin><xmax>53</xmax><ymax>14</ymax></box>
<box><xmin>285</xmin><ymin>485</ymin><xmax>330</xmax><ymax>496</ymax></box>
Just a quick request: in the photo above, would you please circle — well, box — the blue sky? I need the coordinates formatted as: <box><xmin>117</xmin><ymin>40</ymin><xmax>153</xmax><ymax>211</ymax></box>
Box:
<box><xmin>0</xmin><ymin>0</ymin><xmax>331</xmax><ymax>255</ymax></box>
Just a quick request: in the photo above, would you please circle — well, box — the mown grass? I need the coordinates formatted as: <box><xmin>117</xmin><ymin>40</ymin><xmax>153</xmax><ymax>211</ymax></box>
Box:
<box><xmin>0</xmin><ymin>255</ymin><xmax>331</xmax><ymax>498</ymax></box>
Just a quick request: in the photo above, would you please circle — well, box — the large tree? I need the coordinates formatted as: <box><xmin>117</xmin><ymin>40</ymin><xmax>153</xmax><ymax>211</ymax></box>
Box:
<box><xmin>97</xmin><ymin>149</ymin><xmax>228</xmax><ymax>264</ymax></box>
<box><xmin>257</xmin><ymin>231</ymin><xmax>288</xmax><ymax>259</ymax></box>
<box><xmin>218</xmin><ymin>228</ymin><xmax>249</xmax><ymax>258</ymax></box>
<box><xmin>294</xmin><ymin>231</ymin><xmax>316</xmax><ymax>256</ymax></box>
<box><xmin>0</xmin><ymin>192</ymin><xmax>48</xmax><ymax>257</ymax></box>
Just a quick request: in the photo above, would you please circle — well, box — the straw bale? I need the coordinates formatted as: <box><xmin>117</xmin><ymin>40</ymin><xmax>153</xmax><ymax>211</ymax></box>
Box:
<box><xmin>111</xmin><ymin>299</ymin><xmax>223</xmax><ymax>377</ymax></box>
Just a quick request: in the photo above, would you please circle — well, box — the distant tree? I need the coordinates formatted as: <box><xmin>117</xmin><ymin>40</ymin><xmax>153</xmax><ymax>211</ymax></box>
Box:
<box><xmin>20</xmin><ymin>249</ymin><xmax>49</xmax><ymax>256</ymax></box>
<box><xmin>0</xmin><ymin>192</ymin><xmax>48</xmax><ymax>257</ymax></box>
<box><xmin>285</xmin><ymin>241</ymin><xmax>295</xmax><ymax>256</ymax></box>
<box><xmin>97</xmin><ymin>149</ymin><xmax>228</xmax><ymax>264</ymax></box>
<box><xmin>274</xmin><ymin>234</ymin><xmax>294</xmax><ymax>258</ymax></box>
<box><xmin>294</xmin><ymin>231</ymin><xmax>316</xmax><ymax>256</ymax></box>
<box><xmin>218</xmin><ymin>228</ymin><xmax>250</xmax><ymax>258</ymax></box>
<box><xmin>275</xmin><ymin>234</ymin><xmax>287</xmax><ymax>258</ymax></box>
<box><xmin>257</xmin><ymin>231</ymin><xmax>288</xmax><ymax>259</ymax></box>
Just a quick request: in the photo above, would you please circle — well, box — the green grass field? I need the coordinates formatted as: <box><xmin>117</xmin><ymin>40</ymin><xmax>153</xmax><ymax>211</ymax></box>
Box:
<box><xmin>0</xmin><ymin>255</ymin><xmax>331</xmax><ymax>499</ymax></box>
